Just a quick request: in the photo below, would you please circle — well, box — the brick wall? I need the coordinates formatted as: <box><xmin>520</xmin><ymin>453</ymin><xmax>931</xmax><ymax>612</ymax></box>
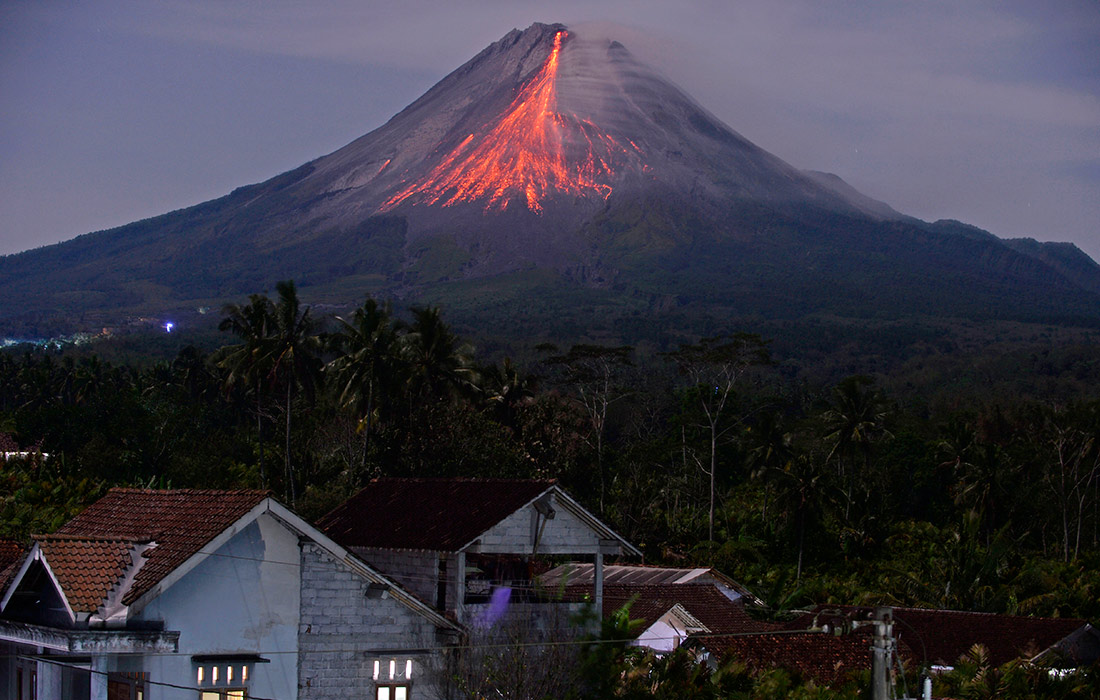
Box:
<box><xmin>351</xmin><ymin>546</ymin><xmax>440</xmax><ymax>605</ymax></box>
<box><xmin>478</xmin><ymin>497</ymin><xmax>602</xmax><ymax>554</ymax></box>
<box><xmin>298</xmin><ymin>544</ymin><xmax>450</xmax><ymax>700</ymax></box>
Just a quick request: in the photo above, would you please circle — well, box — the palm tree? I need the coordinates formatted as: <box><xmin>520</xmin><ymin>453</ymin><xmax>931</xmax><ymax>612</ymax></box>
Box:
<box><xmin>267</xmin><ymin>280</ymin><xmax>323</xmax><ymax>506</ymax></box>
<box><xmin>400</xmin><ymin>306</ymin><xmax>476</xmax><ymax>402</ymax></box>
<box><xmin>822</xmin><ymin>375</ymin><xmax>890</xmax><ymax>524</ymax></box>
<box><xmin>326</xmin><ymin>297</ymin><xmax>402</xmax><ymax>473</ymax></box>
<box><xmin>217</xmin><ymin>293</ymin><xmax>276</xmax><ymax>485</ymax></box>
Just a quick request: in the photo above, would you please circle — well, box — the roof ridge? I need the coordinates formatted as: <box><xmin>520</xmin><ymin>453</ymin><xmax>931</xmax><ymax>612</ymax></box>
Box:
<box><xmin>35</xmin><ymin>533</ymin><xmax>139</xmax><ymax>543</ymax></box>
<box><xmin>371</xmin><ymin>477</ymin><xmax>557</xmax><ymax>483</ymax></box>
<box><xmin>107</xmin><ymin>487</ymin><xmax>271</xmax><ymax>495</ymax></box>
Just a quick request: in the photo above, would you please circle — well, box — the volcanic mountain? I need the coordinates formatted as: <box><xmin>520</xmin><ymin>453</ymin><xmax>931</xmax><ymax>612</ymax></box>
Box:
<box><xmin>2</xmin><ymin>22</ymin><xmax>1098</xmax><ymax>339</ymax></box>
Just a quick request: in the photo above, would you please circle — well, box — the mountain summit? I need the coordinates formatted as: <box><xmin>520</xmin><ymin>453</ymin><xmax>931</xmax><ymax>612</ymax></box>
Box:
<box><xmin>1</xmin><ymin>23</ymin><xmax>1097</xmax><ymax>337</ymax></box>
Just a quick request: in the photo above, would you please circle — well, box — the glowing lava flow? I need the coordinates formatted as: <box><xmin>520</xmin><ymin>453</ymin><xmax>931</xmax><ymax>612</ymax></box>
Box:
<box><xmin>382</xmin><ymin>31</ymin><xmax>643</xmax><ymax>214</ymax></box>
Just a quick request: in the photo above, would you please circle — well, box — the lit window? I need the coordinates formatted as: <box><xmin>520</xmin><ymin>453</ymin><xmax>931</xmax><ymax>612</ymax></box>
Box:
<box><xmin>376</xmin><ymin>685</ymin><xmax>410</xmax><ymax>700</ymax></box>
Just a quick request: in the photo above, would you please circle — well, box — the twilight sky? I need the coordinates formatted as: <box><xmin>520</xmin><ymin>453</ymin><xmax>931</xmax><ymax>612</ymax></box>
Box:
<box><xmin>2</xmin><ymin>1</ymin><xmax>1098</xmax><ymax>259</ymax></box>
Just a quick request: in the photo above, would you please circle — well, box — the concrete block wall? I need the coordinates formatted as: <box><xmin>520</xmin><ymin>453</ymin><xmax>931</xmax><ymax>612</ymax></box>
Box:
<box><xmin>298</xmin><ymin>544</ymin><xmax>448</xmax><ymax>700</ymax></box>
<box><xmin>478</xmin><ymin>497</ymin><xmax>602</xmax><ymax>554</ymax></box>
<box><xmin>352</xmin><ymin>546</ymin><xmax>440</xmax><ymax>604</ymax></box>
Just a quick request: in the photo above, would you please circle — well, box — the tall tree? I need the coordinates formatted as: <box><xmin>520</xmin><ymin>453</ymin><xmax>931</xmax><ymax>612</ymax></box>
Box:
<box><xmin>401</xmin><ymin>306</ymin><xmax>475</xmax><ymax>402</ymax></box>
<box><xmin>822</xmin><ymin>375</ymin><xmax>891</xmax><ymax>527</ymax></box>
<box><xmin>216</xmin><ymin>293</ymin><xmax>276</xmax><ymax>485</ymax></box>
<box><xmin>267</xmin><ymin>280</ymin><xmax>323</xmax><ymax>506</ymax></box>
<box><xmin>326</xmin><ymin>297</ymin><xmax>401</xmax><ymax>474</ymax></box>
<box><xmin>663</xmin><ymin>334</ymin><xmax>770</xmax><ymax>540</ymax></box>
<box><xmin>546</xmin><ymin>344</ymin><xmax>634</xmax><ymax>513</ymax></box>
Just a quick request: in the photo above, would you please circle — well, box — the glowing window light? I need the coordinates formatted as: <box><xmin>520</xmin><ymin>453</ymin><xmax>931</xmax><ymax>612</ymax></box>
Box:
<box><xmin>372</xmin><ymin>660</ymin><xmax>380</xmax><ymax>680</ymax></box>
<box><xmin>242</xmin><ymin>666</ymin><xmax>248</xmax><ymax>681</ymax></box>
<box><xmin>212</xmin><ymin>666</ymin><xmax>218</xmax><ymax>684</ymax></box>
<box><xmin>197</xmin><ymin>666</ymin><xmax>204</xmax><ymax>684</ymax></box>
<box><xmin>227</xmin><ymin>666</ymin><xmax>233</xmax><ymax>683</ymax></box>
<box><xmin>389</xmin><ymin>659</ymin><xmax>396</xmax><ymax>679</ymax></box>
<box><xmin>405</xmin><ymin>659</ymin><xmax>413</xmax><ymax>679</ymax></box>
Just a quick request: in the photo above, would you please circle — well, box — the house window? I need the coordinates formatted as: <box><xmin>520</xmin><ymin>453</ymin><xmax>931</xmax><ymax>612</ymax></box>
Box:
<box><xmin>372</xmin><ymin>657</ymin><xmax>414</xmax><ymax>699</ymax></box>
<box><xmin>194</xmin><ymin>658</ymin><xmax>260</xmax><ymax>700</ymax></box>
<box><xmin>375</xmin><ymin>685</ymin><xmax>410</xmax><ymax>700</ymax></box>
<box><xmin>108</xmin><ymin>672</ymin><xmax>147</xmax><ymax>700</ymax></box>
<box><xmin>199</xmin><ymin>692</ymin><xmax>245</xmax><ymax>700</ymax></box>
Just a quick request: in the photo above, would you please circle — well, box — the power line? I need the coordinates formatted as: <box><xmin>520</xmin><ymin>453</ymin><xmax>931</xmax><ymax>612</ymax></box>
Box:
<box><xmin>0</xmin><ymin>626</ymin><xmax>828</xmax><ymax>660</ymax></box>
<box><xmin>21</xmin><ymin>655</ymin><xmax>282</xmax><ymax>700</ymax></box>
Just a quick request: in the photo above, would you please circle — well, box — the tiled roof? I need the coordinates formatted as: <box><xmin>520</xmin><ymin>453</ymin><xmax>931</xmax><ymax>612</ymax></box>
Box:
<box><xmin>699</xmin><ymin>631</ymin><xmax>874</xmax><ymax>685</ymax></box>
<box><xmin>788</xmin><ymin>605</ymin><xmax>1089</xmax><ymax>667</ymax></box>
<box><xmin>318</xmin><ymin>478</ymin><xmax>556</xmax><ymax>551</ymax></box>
<box><xmin>590</xmin><ymin>584</ymin><xmax>782</xmax><ymax>637</ymax></box>
<box><xmin>37</xmin><ymin>535</ymin><xmax>133</xmax><ymax>613</ymax></box>
<box><xmin>0</xmin><ymin>538</ymin><xmax>27</xmax><ymax>596</ymax></box>
<box><xmin>53</xmin><ymin>488</ymin><xmax>268</xmax><ymax>606</ymax></box>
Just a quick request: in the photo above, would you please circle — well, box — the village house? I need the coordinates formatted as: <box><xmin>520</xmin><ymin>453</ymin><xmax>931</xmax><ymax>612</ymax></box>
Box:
<box><xmin>316</xmin><ymin>478</ymin><xmax>641</xmax><ymax>627</ymax></box>
<box><xmin>539</xmin><ymin>563</ymin><xmax>773</xmax><ymax>652</ymax></box>
<box><xmin>0</xmin><ymin>479</ymin><xmax>640</xmax><ymax>700</ymax></box>
<box><xmin>0</xmin><ymin>488</ymin><xmax>460</xmax><ymax>700</ymax></box>
<box><xmin>790</xmin><ymin>605</ymin><xmax>1100</xmax><ymax>671</ymax></box>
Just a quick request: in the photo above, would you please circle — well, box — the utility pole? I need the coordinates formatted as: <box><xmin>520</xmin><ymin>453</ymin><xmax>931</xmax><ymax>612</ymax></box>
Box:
<box><xmin>871</xmin><ymin>606</ymin><xmax>895</xmax><ymax>700</ymax></box>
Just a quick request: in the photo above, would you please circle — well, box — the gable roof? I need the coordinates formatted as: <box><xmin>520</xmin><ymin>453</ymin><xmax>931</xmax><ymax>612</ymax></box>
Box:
<box><xmin>790</xmin><ymin>605</ymin><xmax>1091</xmax><ymax>667</ymax></box>
<box><xmin>2</xmin><ymin>488</ymin><xmax>460</xmax><ymax>633</ymax></box>
<box><xmin>52</xmin><ymin>488</ymin><xmax>269</xmax><ymax>606</ymax></box>
<box><xmin>694</xmin><ymin>631</ymin><xmax>878</xmax><ymax>686</ymax></box>
<box><xmin>35</xmin><ymin>535</ymin><xmax>134</xmax><ymax>613</ymax></box>
<box><xmin>594</xmin><ymin>584</ymin><xmax>781</xmax><ymax>637</ymax></box>
<box><xmin>318</xmin><ymin>478</ymin><xmax>559</xmax><ymax>551</ymax></box>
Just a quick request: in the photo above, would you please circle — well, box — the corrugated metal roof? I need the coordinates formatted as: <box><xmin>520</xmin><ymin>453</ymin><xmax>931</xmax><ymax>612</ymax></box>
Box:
<box><xmin>540</xmin><ymin>563</ymin><xmax>760</xmax><ymax>602</ymax></box>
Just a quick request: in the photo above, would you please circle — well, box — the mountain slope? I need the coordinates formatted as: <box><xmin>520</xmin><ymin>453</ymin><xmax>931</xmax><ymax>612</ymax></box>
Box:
<box><xmin>1</xmin><ymin>22</ymin><xmax>1097</xmax><ymax>338</ymax></box>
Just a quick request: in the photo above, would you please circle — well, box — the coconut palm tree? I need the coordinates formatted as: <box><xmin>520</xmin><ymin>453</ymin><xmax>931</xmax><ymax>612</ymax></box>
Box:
<box><xmin>326</xmin><ymin>297</ymin><xmax>402</xmax><ymax>472</ymax></box>
<box><xmin>401</xmin><ymin>305</ymin><xmax>476</xmax><ymax>402</ymax></box>
<box><xmin>266</xmin><ymin>280</ymin><xmax>323</xmax><ymax>506</ymax></box>
<box><xmin>216</xmin><ymin>293</ymin><xmax>276</xmax><ymax>485</ymax></box>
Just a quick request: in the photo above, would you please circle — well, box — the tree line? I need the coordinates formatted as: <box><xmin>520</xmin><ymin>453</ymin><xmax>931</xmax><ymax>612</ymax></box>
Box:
<box><xmin>2</xmin><ymin>281</ymin><xmax>1100</xmax><ymax>623</ymax></box>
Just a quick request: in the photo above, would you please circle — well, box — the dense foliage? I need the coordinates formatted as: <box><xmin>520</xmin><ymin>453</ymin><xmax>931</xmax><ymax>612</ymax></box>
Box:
<box><xmin>3</xmin><ymin>285</ymin><xmax>1100</xmax><ymax>644</ymax></box>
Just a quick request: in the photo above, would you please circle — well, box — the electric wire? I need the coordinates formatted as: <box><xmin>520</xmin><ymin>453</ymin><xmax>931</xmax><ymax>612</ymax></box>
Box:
<box><xmin>19</xmin><ymin>654</ymin><xmax>280</xmax><ymax>700</ymax></box>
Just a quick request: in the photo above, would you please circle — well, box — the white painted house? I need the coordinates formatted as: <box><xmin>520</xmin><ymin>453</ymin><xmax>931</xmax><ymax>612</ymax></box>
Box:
<box><xmin>0</xmin><ymin>489</ymin><xmax>460</xmax><ymax>700</ymax></box>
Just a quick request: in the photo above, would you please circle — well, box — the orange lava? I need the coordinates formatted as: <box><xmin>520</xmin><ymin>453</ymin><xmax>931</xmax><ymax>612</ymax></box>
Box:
<box><xmin>382</xmin><ymin>31</ymin><xmax>643</xmax><ymax>214</ymax></box>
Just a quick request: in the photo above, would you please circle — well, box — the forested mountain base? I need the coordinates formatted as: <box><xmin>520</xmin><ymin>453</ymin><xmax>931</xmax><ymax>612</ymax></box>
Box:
<box><xmin>3</xmin><ymin>285</ymin><xmax>1100</xmax><ymax>631</ymax></box>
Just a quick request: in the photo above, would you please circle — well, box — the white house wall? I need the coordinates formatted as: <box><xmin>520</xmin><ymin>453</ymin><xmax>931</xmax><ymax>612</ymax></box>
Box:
<box><xmin>298</xmin><ymin>543</ymin><xmax>448</xmax><ymax>700</ymax></box>
<box><xmin>131</xmin><ymin>512</ymin><xmax>301</xmax><ymax>700</ymax></box>
<box><xmin>476</xmin><ymin>496</ymin><xmax>603</xmax><ymax>554</ymax></box>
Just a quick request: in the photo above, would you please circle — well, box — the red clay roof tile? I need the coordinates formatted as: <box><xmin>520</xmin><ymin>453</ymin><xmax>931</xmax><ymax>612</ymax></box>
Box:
<box><xmin>700</xmin><ymin>631</ymin><xmax>875</xmax><ymax>685</ymax></box>
<box><xmin>318</xmin><ymin>478</ymin><xmax>556</xmax><ymax>551</ymax></box>
<box><xmin>788</xmin><ymin>605</ymin><xmax>1090</xmax><ymax>667</ymax></box>
<box><xmin>52</xmin><ymin>488</ymin><xmax>268</xmax><ymax>606</ymax></box>
<box><xmin>37</xmin><ymin>535</ymin><xmax>133</xmax><ymax>613</ymax></box>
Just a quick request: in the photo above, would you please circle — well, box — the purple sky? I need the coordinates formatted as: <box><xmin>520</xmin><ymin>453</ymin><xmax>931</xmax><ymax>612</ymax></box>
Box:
<box><xmin>2</xmin><ymin>1</ymin><xmax>1098</xmax><ymax>260</ymax></box>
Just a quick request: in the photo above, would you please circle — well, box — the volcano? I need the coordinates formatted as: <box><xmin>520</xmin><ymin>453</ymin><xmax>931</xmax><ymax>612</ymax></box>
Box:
<box><xmin>1</xmin><ymin>22</ymin><xmax>1098</xmax><ymax>339</ymax></box>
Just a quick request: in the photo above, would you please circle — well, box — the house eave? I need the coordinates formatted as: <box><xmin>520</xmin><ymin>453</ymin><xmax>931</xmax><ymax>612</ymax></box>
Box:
<box><xmin>0</xmin><ymin>619</ymin><xmax>179</xmax><ymax>653</ymax></box>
